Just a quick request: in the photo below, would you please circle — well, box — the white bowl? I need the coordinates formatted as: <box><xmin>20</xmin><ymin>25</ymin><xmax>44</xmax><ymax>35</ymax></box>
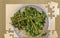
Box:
<box><xmin>13</xmin><ymin>4</ymin><xmax>49</xmax><ymax>38</ymax></box>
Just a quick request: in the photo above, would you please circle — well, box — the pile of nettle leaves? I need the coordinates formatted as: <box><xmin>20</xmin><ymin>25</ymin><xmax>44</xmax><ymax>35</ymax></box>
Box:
<box><xmin>11</xmin><ymin>6</ymin><xmax>47</xmax><ymax>36</ymax></box>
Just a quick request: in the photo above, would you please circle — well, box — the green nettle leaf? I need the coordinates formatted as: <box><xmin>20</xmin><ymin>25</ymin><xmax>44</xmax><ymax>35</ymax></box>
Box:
<box><xmin>11</xmin><ymin>6</ymin><xmax>47</xmax><ymax>37</ymax></box>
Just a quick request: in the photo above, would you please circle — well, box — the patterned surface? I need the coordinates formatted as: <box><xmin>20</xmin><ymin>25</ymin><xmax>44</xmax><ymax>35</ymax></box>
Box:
<box><xmin>5</xmin><ymin>2</ymin><xmax>59</xmax><ymax>38</ymax></box>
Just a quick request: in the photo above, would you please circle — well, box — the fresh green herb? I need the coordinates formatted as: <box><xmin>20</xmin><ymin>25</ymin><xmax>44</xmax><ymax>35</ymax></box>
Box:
<box><xmin>11</xmin><ymin>6</ymin><xmax>47</xmax><ymax>36</ymax></box>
